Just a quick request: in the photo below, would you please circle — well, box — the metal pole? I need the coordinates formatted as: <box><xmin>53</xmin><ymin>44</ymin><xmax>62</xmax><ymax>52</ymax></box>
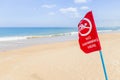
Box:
<box><xmin>99</xmin><ymin>50</ymin><xmax>108</xmax><ymax>80</ymax></box>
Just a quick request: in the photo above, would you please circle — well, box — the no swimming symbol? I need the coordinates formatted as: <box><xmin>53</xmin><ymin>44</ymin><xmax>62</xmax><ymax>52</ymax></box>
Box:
<box><xmin>78</xmin><ymin>18</ymin><xmax>92</xmax><ymax>36</ymax></box>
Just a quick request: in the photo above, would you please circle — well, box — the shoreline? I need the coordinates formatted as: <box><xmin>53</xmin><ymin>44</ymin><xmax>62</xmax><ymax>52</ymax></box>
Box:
<box><xmin>0</xmin><ymin>32</ymin><xmax>120</xmax><ymax>53</ymax></box>
<box><xmin>0</xmin><ymin>34</ymin><xmax>77</xmax><ymax>52</ymax></box>
<box><xmin>0</xmin><ymin>30</ymin><xmax>120</xmax><ymax>42</ymax></box>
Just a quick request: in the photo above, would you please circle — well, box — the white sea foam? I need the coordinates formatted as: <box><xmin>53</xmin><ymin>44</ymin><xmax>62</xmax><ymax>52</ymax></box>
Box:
<box><xmin>0</xmin><ymin>36</ymin><xmax>28</xmax><ymax>42</ymax></box>
<box><xmin>0</xmin><ymin>32</ymin><xmax>78</xmax><ymax>42</ymax></box>
<box><xmin>1</xmin><ymin>29</ymin><xmax>118</xmax><ymax>42</ymax></box>
<box><xmin>42</xmin><ymin>32</ymin><xmax>78</xmax><ymax>37</ymax></box>
<box><xmin>70</xmin><ymin>32</ymin><xmax>78</xmax><ymax>35</ymax></box>
<box><xmin>98</xmin><ymin>30</ymin><xmax>113</xmax><ymax>33</ymax></box>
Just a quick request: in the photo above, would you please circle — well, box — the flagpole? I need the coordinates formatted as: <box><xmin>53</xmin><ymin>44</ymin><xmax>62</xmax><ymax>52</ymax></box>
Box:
<box><xmin>99</xmin><ymin>50</ymin><xmax>108</xmax><ymax>80</ymax></box>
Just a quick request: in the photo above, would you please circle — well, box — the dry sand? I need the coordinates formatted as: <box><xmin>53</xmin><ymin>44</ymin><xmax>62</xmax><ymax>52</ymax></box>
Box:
<box><xmin>0</xmin><ymin>33</ymin><xmax>120</xmax><ymax>80</ymax></box>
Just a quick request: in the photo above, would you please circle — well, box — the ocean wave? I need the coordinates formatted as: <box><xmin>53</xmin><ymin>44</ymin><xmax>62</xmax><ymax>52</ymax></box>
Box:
<box><xmin>0</xmin><ymin>32</ymin><xmax>78</xmax><ymax>42</ymax></box>
<box><xmin>47</xmin><ymin>32</ymin><xmax>78</xmax><ymax>37</ymax></box>
<box><xmin>1</xmin><ymin>29</ymin><xmax>120</xmax><ymax>42</ymax></box>
<box><xmin>0</xmin><ymin>36</ymin><xmax>28</xmax><ymax>42</ymax></box>
<box><xmin>98</xmin><ymin>30</ymin><xmax>113</xmax><ymax>33</ymax></box>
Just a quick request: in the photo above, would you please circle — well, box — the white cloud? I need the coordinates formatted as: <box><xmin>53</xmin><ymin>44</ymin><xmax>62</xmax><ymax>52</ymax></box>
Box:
<box><xmin>59</xmin><ymin>7</ymin><xmax>80</xmax><ymax>18</ymax></box>
<box><xmin>59</xmin><ymin>7</ymin><xmax>77</xmax><ymax>13</ymax></box>
<box><xmin>74</xmin><ymin>0</ymin><xmax>87</xmax><ymax>3</ymax></box>
<box><xmin>41</xmin><ymin>4</ymin><xmax>56</xmax><ymax>8</ymax></box>
<box><xmin>80</xmin><ymin>6</ymin><xmax>89</xmax><ymax>10</ymax></box>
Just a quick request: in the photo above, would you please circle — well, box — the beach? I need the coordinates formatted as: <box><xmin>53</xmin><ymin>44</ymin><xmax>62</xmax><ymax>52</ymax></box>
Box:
<box><xmin>0</xmin><ymin>32</ymin><xmax>120</xmax><ymax>80</ymax></box>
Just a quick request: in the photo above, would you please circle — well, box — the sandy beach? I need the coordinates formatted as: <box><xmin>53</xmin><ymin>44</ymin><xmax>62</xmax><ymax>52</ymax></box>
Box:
<box><xmin>0</xmin><ymin>33</ymin><xmax>120</xmax><ymax>80</ymax></box>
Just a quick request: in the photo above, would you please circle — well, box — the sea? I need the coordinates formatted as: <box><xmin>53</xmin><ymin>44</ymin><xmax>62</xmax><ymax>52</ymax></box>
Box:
<box><xmin>0</xmin><ymin>27</ymin><xmax>120</xmax><ymax>41</ymax></box>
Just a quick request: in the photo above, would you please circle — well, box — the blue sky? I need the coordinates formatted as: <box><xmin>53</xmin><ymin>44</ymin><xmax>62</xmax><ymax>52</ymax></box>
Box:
<box><xmin>0</xmin><ymin>0</ymin><xmax>120</xmax><ymax>27</ymax></box>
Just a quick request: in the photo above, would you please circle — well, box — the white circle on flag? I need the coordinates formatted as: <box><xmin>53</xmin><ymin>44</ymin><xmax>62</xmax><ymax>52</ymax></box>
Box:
<box><xmin>78</xmin><ymin>18</ymin><xmax>92</xmax><ymax>36</ymax></box>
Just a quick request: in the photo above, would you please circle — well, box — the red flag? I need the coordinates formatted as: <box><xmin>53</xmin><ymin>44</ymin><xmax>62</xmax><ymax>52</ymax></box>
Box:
<box><xmin>78</xmin><ymin>11</ymin><xmax>101</xmax><ymax>54</ymax></box>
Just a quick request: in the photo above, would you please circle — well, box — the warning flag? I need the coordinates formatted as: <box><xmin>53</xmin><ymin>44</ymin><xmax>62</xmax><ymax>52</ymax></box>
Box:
<box><xmin>78</xmin><ymin>11</ymin><xmax>101</xmax><ymax>54</ymax></box>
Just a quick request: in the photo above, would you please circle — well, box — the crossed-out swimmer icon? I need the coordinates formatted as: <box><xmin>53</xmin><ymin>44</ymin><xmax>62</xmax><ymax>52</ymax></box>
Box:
<box><xmin>78</xmin><ymin>18</ymin><xmax>92</xmax><ymax>36</ymax></box>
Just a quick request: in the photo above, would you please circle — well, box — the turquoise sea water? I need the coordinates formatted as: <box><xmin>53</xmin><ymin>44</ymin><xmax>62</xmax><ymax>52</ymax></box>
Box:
<box><xmin>0</xmin><ymin>27</ymin><xmax>77</xmax><ymax>37</ymax></box>
<box><xmin>0</xmin><ymin>27</ymin><xmax>120</xmax><ymax>41</ymax></box>
<box><xmin>0</xmin><ymin>27</ymin><xmax>120</xmax><ymax>37</ymax></box>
